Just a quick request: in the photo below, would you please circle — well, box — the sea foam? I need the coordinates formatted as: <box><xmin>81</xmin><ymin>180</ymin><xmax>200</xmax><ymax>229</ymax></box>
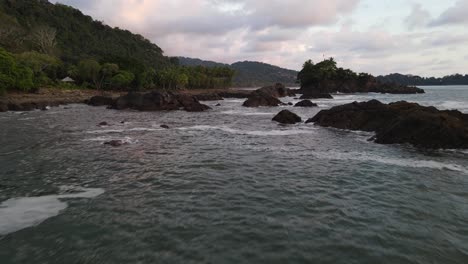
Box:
<box><xmin>178</xmin><ymin>125</ymin><xmax>315</xmax><ymax>136</ymax></box>
<box><xmin>0</xmin><ymin>187</ymin><xmax>104</xmax><ymax>236</ymax></box>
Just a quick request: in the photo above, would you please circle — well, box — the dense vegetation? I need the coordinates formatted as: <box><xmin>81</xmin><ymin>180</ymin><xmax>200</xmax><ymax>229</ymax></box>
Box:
<box><xmin>297</xmin><ymin>58</ymin><xmax>372</xmax><ymax>92</ymax></box>
<box><xmin>178</xmin><ymin>57</ymin><xmax>298</xmax><ymax>87</ymax></box>
<box><xmin>0</xmin><ymin>0</ymin><xmax>234</xmax><ymax>94</ymax></box>
<box><xmin>377</xmin><ymin>73</ymin><xmax>468</xmax><ymax>86</ymax></box>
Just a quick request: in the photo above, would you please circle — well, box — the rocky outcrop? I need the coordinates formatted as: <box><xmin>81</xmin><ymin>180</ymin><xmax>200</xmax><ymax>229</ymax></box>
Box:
<box><xmin>194</xmin><ymin>93</ymin><xmax>224</xmax><ymax>101</ymax></box>
<box><xmin>112</xmin><ymin>91</ymin><xmax>211</xmax><ymax>112</ymax></box>
<box><xmin>294</xmin><ymin>100</ymin><xmax>317</xmax><ymax>107</ymax></box>
<box><xmin>307</xmin><ymin>100</ymin><xmax>468</xmax><ymax>149</ymax></box>
<box><xmin>243</xmin><ymin>93</ymin><xmax>283</xmax><ymax>107</ymax></box>
<box><xmin>300</xmin><ymin>93</ymin><xmax>333</xmax><ymax>99</ymax></box>
<box><xmin>87</xmin><ymin>96</ymin><xmax>115</xmax><ymax>106</ymax></box>
<box><xmin>273</xmin><ymin>110</ymin><xmax>302</xmax><ymax>124</ymax></box>
<box><xmin>0</xmin><ymin>101</ymin><xmax>8</xmax><ymax>112</ymax></box>
<box><xmin>218</xmin><ymin>91</ymin><xmax>251</xmax><ymax>99</ymax></box>
<box><xmin>252</xmin><ymin>83</ymin><xmax>295</xmax><ymax>98</ymax></box>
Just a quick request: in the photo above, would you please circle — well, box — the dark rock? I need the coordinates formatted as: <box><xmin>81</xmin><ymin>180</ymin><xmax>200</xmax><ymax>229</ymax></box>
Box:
<box><xmin>111</xmin><ymin>91</ymin><xmax>211</xmax><ymax>112</ymax></box>
<box><xmin>104</xmin><ymin>140</ymin><xmax>126</xmax><ymax>147</ymax></box>
<box><xmin>176</xmin><ymin>94</ymin><xmax>212</xmax><ymax>112</ymax></box>
<box><xmin>252</xmin><ymin>83</ymin><xmax>295</xmax><ymax>98</ymax></box>
<box><xmin>98</xmin><ymin>122</ymin><xmax>109</xmax><ymax>126</ymax></box>
<box><xmin>288</xmin><ymin>102</ymin><xmax>293</xmax><ymax>106</ymax></box>
<box><xmin>307</xmin><ymin>100</ymin><xmax>468</xmax><ymax>149</ymax></box>
<box><xmin>273</xmin><ymin>110</ymin><xmax>302</xmax><ymax>124</ymax></box>
<box><xmin>219</xmin><ymin>91</ymin><xmax>252</xmax><ymax>99</ymax></box>
<box><xmin>194</xmin><ymin>93</ymin><xmax>224</xmax><ymax>101</ymax></box>
<box><xmin>88</xmin><ymin>96</ymin><xmax>114</xmax><ymax>106</ymax></box>
<box><xmin>300</xmin><ymin>93</ymin><xmax>333</xmax><ymax>99</ymax></box>
<box><xmin>243</xmin><ymin>93</ymin><xmax>283</xmax><ymax>107</ymax></box>
<box><xmin>0</xmin><ymin>101</ymin><xmax>8</xmax><ymax>112</ymax></box>
<box><xmin>294</xmin><ymin>100</ymin><xmax>318</xmax><ymax>107</ymax></box>
<box><xmin>215</xmin><ymin>103</ymin><xmax>221</xmax><ymax>106</ymax></box>
<box><xmin>160</xmin><ymin>125</ymin><xmax>170</xmax><ymax>129</ymax></box>
<box><xmin>40</xmin><ymin>105</ymin><xmax>49</xmax><ymax>111</ymax></box>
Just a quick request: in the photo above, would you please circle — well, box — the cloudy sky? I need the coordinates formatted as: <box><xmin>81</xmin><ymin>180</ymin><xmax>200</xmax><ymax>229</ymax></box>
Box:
<box><xmin>51</xmin><ymin>0</ymin><xmax>468</xmax><ymax>76</ymax></box>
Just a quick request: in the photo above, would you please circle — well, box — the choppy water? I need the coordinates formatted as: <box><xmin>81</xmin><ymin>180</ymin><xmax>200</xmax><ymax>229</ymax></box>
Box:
<box><xmin>1</xmin><ymin>86</ymin><xmax>468</xmax><ymax>263</ymax></box>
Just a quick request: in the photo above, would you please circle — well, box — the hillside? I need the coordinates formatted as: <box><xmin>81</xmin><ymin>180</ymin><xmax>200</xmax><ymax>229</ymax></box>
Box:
<box><xmin>178</xmin><ymin>57</ymin><xmax>298</xmax><ymax>87</ymax></box>
<box><xmin>0</xmin><ymin>0</ymin><xmax>169</xmax><ymax>67</ymax></box>
<box><xmin>377</xmin><ymin>73</ymin><xmax>468</xmax><ymax>86</ymax></box>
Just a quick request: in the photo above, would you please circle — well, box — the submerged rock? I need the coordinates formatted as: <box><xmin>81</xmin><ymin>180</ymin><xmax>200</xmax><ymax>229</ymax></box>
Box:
<box><xmin>273</xmin><ymin>110</ymin><xmax>302</xmax><ymax>124</ymax></box>
<box><xmin>160</xmin><ymin>125</ymin><xmax>170</xmax><ymax>129</ymax></box>
<box><xmin>307</xmin><ymin>100</ymin><xmax>468</xmax><ymax>149</ymax></box>
<box><xmin>294</xmin><ymin>100</ymin><xmax>317</xmax><ymax>107</ymax></box>
<box><xmin>98</xmin><ymin>122</ymin><xmax>109</xmax><ymax>126</ymax></box>
<box><xmin>104</xmin><ymin>140</ymin><xmax>127</xmax><ymax>147</ymax></box>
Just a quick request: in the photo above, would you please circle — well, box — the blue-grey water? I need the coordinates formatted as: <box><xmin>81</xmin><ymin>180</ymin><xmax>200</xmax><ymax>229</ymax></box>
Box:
<box><xmin>0</xmin><ymin>86</ymin><xmax>468</xmax><ymax>263</ymax></box>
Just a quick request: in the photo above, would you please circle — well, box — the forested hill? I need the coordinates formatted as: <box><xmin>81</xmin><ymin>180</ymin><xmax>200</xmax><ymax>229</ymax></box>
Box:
<box><xmin>377</xmin><ymin>73</ymin><xmax>468</xmax><ymax>86</ymax></box>
<box><xmin>179</xmin><ymin>57</ymin><xmax>298</xmax><ymax>87</ymax></box>
<box><xmin>0</xmin><ymin>0</ymin><xmax>169</xmax><ymax>67</ymax></box>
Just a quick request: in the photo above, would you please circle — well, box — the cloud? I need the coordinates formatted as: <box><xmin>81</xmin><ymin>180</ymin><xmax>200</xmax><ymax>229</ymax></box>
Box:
<box><xmin>430</xmin><ymin>0</ymin><xmax>468</xmax><ymax>26</ymax></box>
<box><xmin>405</xmin><ymin>4</ymin><xmax>431</xmax><ymax>30</ymax></box>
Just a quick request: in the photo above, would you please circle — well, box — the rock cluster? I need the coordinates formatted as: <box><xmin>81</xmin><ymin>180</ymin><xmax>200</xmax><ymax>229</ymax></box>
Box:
<box><xmin>294</xmin><ymin>100</ymin><xmax>317</xmax><ymax>107</ymax></box>
<box><xmin>307</xmin><ymin>100</ymin><xmax>468</xmax><ymax>149</ymax></box>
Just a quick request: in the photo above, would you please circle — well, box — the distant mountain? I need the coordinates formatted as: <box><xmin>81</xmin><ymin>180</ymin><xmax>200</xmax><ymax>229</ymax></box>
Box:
<box><xmin>377</xmin><ymin>73</ymin><xmax>468</xmax><ymax>86</ymax></box>
<box><xmin>178</xmin><ymin>57</ymin><xmax>298</xmax><ymax>87</ymax></box>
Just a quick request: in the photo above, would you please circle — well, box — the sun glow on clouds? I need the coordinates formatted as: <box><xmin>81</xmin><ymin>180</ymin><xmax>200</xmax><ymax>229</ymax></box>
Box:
<box><xmin>52</xmin><ymin>0</ymin><xmax>468</xmax><ymax>76</ymax></box>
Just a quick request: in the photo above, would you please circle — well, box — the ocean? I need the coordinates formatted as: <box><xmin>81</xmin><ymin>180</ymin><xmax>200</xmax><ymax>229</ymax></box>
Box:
<box><xmin>0</xmin><ymin>86</ymin><xmax>467</xmax><ymax>263</ymax></box>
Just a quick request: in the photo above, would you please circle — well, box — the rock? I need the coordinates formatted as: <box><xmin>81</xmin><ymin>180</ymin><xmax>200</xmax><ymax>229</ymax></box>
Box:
<box><xmin>307</xmin><ymin>100</ymin><xmax>468</xmax><ymax>149</ymax></box>
<box><xmin>288</xmin><ymin>102</ymin><xmax>293</xmax><ymax>106</ymax></box>
<box><xmin>87</xmin><ymin>96</ymin><xmax>114</xmax><ymax>106</ymax></box>
<box><xmin>300</xmin><ymin>93</ymin><xmax>333</xmax><ymax>99</ymax></box>
<box><xmin>98</xmin><ymin>122</ymin><xmax>109</xmax><ymax>126</ymax></box>
<box><xmin>0</xmin><ymin>101</ymin><xmax>8</xmax><ymax>112</ymax></box>
<box><xmin>219</xmin><ymin>91</ymin><xmax>251</xmax><ymax>99</ymax></box>
<box><xmin>176</xmin><ymin>94</ymin><xmax>212</xmax><ymax>112</ymax></box>
<box><xmin>294</xmin><ymin>100</ymin><xmax>318</xmax><ymax>107</ymax></box>
<box><xmin>215</xmin><ymin>103</ymin><xmax>221</xmax><ymax>106</ymax></box>
<box><xmin>273</xmin><ymin>110</ymin><xmax>302</xmax><ymax>124</ymax></box>
<box><xmin>252</xmin><ymin>83</ymin><xmax>295</xmax><ymax>98</ymax></box>
<box><xmin>111</xmin><ymin>91</ymin><xmax>211</xmax><ymax>112</ymax></box>
<box><xmin>104</xmin><ymin>140</ymin><xmax>126</xmax><ymax>147</ymax></box>
<box><xmin>40</xmin><ymin>105</ymin><xmax>50</xmax><ymax>111</ymax></box>
<box><xmin>160</xmin><ymin>125</ymin><xmax>170</xmax><ymax>129</ymax></box>
<box><xmin>243</xmin><ymin>93</ymin><xmax>283</xmax><ymax>107</ymax></box>
<box><xmin>194</xmin><ymin>93</ymin><xmax>224</xmax><ymax>101</ymax></box>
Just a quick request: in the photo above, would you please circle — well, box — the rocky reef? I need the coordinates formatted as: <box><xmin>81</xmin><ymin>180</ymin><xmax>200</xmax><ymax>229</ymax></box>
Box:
<box><xmin>307</xmin><ymin>100</ymin><xmax>468</xmax><ymax>149</ymax></box>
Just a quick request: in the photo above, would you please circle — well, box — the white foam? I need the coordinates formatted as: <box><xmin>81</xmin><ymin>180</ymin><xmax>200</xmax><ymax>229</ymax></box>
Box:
<box><xmin>312</xmin><ymin>151</ymin><xmax>468</xmax><ymax>174</ymax></box>
<box><xmin>83</xmin><ymin>136</ymin><xmax>138</xmax><ymax>144</ymax></box>
<box><xmin>221</xmin><ymin>110</ymin><xmax>273</xmax><ymax>116</ymax></box>
<box><xmin>0</xmin><ymin>187</ymin><xmax>104</xmax><ymax>235</ymax></box>
<box><xmin>86</xmin><ymin>127</ymin><xmax>163</xmax><ymax>134</ymax></box>
<box><xmin>178</xmin><ymin>125</ymin><xmax>315</xmax><ymax>136</ymax></box>
<box><xmin>438</xmin><ymin>101</ymin><xmax>468</xmax><ymax>111</ymax></box>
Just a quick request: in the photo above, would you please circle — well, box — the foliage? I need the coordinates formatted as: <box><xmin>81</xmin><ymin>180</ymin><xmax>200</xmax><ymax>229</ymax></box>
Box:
<box><xmin>111</xmin><ymin>70</ymin><xmax>135</xmax><ymax>89</ymax></box>
<box><xmin>0</xmin><ymin>47</ymin><xmax>34</xmax><ymax>92</ymax></box>
<box><xmin>377</xmin><ymin>73</ymin><xmax>468</xmax><ymax>86</ymax></box>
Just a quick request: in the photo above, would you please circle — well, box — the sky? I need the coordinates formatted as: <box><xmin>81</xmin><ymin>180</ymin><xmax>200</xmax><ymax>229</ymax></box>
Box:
<box><xmin>50</xmin><ymin>0</ymin><xmax>468</xmax><ymax>77</ymax></box>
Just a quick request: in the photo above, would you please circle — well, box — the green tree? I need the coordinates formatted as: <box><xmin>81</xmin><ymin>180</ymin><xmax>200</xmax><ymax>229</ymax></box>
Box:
<box><xmin>111</xmin><ymin>70</ymin><xmax>135</xmax><ymax>89</ymax></box>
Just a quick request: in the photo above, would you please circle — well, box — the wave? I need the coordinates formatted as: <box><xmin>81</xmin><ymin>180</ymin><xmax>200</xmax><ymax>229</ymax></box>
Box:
<box><xmin>221</xmin><ymin>110</ymin><xmax>273</xmax><ymax>116</ymax></box>
<box><xmin>438</xmin><ymin>101</ymin><xmax>468</xmax><ymax>111</ymax></box>
<box><xmin>312</xmin><ymin>151</ymin><xmax>468</xmax><ymax>174</ymax></box>
<box><xmin>86</xmin><ymin>127</ymin><xmax>163</xmax><ymax>134</ymax></box>
<box><xmin>0</xmin><ymin>187</ymin><xmax>104</xmax><ymax>236</ymax></box>
<box><xmin>83</xmin><ymin>136</ymin><xmax>138</xmax><ymax>144</ymax></box>
<box><xmin>177</xmin><ymin>125</ymin><xmax>315</xmax><ymax>136</ymax></box>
